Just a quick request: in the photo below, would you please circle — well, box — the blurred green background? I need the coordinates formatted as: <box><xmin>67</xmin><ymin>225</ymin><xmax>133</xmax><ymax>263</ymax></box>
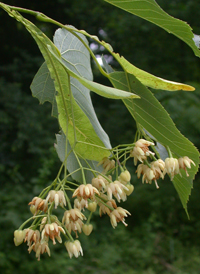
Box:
<box><xmin>0</xmin><ymin>0</ymin><xmax>200</xmax><ymax>273</ymax></box>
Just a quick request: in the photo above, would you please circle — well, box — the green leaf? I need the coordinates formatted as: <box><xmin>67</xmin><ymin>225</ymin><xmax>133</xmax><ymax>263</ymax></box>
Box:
<box><xmin>31</xmin><ymin>28</ymin><xmax>112</xmax><ymax>150</ymax></box>
<box><xmin>78</xmin><ymin>29</ymin><xmax>194</xmax><ymax>92</ymax></box>
<box><xmin>47</xmin><ymin>44</ymin><xmax>139</xmax><ymax>100</ymax></box>
<box><xmin>2</xmin><ymin>5</ymin><xmax>110</xmax><ymax>161</ymax></box>
<box><xmin>31</xmin><ymin>62</ymin><xmax>58</xmax><ymax>117</ymax></box>
<box><xmin>109</xmin><ymin>71</ymin><xmax>199</xmax><ymax>214</ymax></box>
<box><xmin>112</xmin><ymin>54</ymin><xmax>195</xmax><ymax>91</ymax></box>
<box><xmin>53</xmin><ymin>27</ymin><xmax>112</xmax><ymax>149</ymax></box>
<box><xmin>55</xmin><ymin>132</ymin><xmax>103</xmax><ymax>183</ymax></box>
<box><xmin>104</xmin><ymin>0</ymin><xmax>200</xmax><ymax>58</ymax></box>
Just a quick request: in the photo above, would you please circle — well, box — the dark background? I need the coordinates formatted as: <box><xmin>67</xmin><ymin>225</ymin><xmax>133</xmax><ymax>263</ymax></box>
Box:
<box><xmin>1</xmin><ymin>0</ymin><xmax>200</xmax><ymax>273</ymax></box>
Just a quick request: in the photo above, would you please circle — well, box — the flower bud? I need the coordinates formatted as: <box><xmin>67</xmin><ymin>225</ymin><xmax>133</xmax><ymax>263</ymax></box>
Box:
<box><xmin>14</xmin><ymin>230</ymin><xmax>25</xmax><ymax>246</ymax></box>
<box><xmin>124</xmin><ymin>183</ymin><xmax>134</xmax><ymax>196</ymax></box>
<box><xmin>82</xmin><ymin>224</ymin><xmax>93</xmax><ymax>236</ymax></box>
<box><xmin>119</xmin><ymin>170</ymin><xmax>131</xmax><ymax>185</ymax></box>
<box><xmin>30</xmin><ymin>205</ymin><xmax>36</xmax><ymax>215</ymax></box>
<box><xmin>87</xmin><ymin>201</ymin><xmax>97</xmax><ymax>212</ymax></box>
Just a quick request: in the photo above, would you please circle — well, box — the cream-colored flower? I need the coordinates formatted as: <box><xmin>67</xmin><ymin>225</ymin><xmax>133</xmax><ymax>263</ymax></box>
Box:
<box><xmin>106</xmin><ymin>180</ymin><xmax>128</xmax><ymax>202</ymax></box>
<box><xmin>151</xmin><ymin>159</ymin><xmax>165</xmax><ymax>172</ymax></box>
<box><xmin>163</xmin><ymin>157</ymin><xmax>180</xmax><ymax>180</ymax></box>
<box><xmin>98</xmin><ymin>157</ymin><xmax>115</xmax><ymax>173</ymax></box>
<box><xmin>24</xmin><ymin>229</ymin><xmax>40</xmax><ymax>247</ymax></box>
<box><xmin>109</xmin><ymin>207</ymin><xmax>131</xmax><ymax>228</ymax></box>
<box><xmin>178</xmin><ymin>156</ymin><xmax>195</xmax><ymax>176</ymax></box>
<box><xmin>14</xmin><ymin>229</ymin><xmax>26</xmax><ymax>246</ymax></box>
<box><xmin>40</xmin><ymin>217</ymin><xmax>47</xmax><ymax>231</ymax></box>
<box><xmin>28</xmin><ymin>197</ymin><xmax>48</xmax><ymax>214</ymax></box>
<box><xmin>92</xmin><ymin>175</ymin><xmax>109</xmax><ymax>191</ymax></box>
<box><xmin>74</xmin><ymin>197</ymin><xmax>88</xmax><ymax>210</ymax></box>
<box><xmin>65</xmin><ymin>240</ymin><xmax>83</xmax><ymax>258</ymax></box>
<box><xmin>136</xmin><ymin>163</ymin><xmax>163</xmax><ymax>189</ymax></box>
<box><xmin>98</xmin><ymin>194</ymin><xmax>117</xmax><ymax>216</ymax></box>
<box><xmin>72</xmin><ymin>184</ymin><xmax>100</xmax><ymax>200</ymax></box>
<box><xmin>28</xmin><ymin>239</ymin><xmax>50</xmax><ymax>261</ymax></box>
<box><xmin>130</xmin><ymin>139</ymin><xmax>155</xmax><ymax>165</ymax></box>
<box><xmin>41</xmin><ymin>222</ymin><xmax>65</xmax><ymax>245</ymax></box>
<box><xmin>62</xmin><ymin>208</ymin><xmax>86</xmax><ymax>237</ymax></box>
<box><xmin>46</xmin><ymin>190</ymin><xmax>66</xmax><ymax>209</ymax></box>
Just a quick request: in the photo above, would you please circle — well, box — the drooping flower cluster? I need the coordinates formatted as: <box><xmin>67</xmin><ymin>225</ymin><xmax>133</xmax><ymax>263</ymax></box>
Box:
<box><xmin>131</xmin><ymin>138</ymin><xmax>196</xmax><ymax>188</ymax></box>
<box><xmin>14</xmin><ymin>153</ymin><xmax>135</xmax><ymax>261</ymax></box>
<box><xmin>13</xmin><ymin>139</ymin><xmax>196</xmax><ymax>262</ymax></box>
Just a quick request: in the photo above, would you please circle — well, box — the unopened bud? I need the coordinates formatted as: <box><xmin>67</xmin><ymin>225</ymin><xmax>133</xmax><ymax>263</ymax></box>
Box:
<box><xmin>82</xmin><ymin>224</ymin><xmax>93</xmax><ymax>236</ymax></box>
<box><xmin>119</xmin><ymin>170</ymin><xmax>131</xmax><ymax>184</ymax></box>
<box><xmin>14</xmin><ymin>230</ymin><xmax>25</xmax><ymax>246</ymax></box>
<box><xmin>124</xmin><ymin>183</ymin><xmax>134</xmax><ymax>196</ymax></box>
<box><xmin>87</xmin><ymin>201</ymin><xmax>97</xmax><ymax>212</ymax></box>
<box><xmin>30</xmin><ymin>205</ymin><xmax>36</xmax><ymax>215</ymax></box>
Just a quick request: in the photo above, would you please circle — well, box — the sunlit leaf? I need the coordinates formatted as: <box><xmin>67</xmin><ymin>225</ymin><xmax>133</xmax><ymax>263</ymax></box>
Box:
<box><xmin>112</xmin><ymin>54</ymin><xmax>195</xmax><ymax>91</ymax></box>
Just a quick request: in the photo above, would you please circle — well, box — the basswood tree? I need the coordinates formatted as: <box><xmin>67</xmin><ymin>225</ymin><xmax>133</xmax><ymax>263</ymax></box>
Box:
<box><xmin>0</xmin><ymin>0</ymin><xmax>199</xmax><ymax>261</ymax></box>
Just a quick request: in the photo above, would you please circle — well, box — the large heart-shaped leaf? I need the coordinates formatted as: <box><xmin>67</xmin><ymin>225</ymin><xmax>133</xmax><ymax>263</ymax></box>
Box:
<box><xmin>109</xmin><ymin>71</ymin><xmax>199</xmax><ymax>214</ymax></box>
<box><xmin>104</xmin><ymin>0</ymin><xmax>200</xmax><ymax>58</ymax></box>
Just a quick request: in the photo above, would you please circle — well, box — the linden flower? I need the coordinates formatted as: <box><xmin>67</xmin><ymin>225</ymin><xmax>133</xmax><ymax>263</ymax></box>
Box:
<box><xmin>65</xmin><ymin>240</ymin><xmax>83</xmax><ymax>259</ymax></box>
<box><xmin>163</xmin><ymin>157</ymin><xmax>180</xmax><ymax>180</ymax></box>
<box><xmin>178</xmin><ymin>156</ymin><xmax>196</xmax><ymax>176</ymax></box>
<box><xmin>41</xmin><ymin>222</ymin><xmax>65</xmax><ymax>245</ymax></box>
<box><xmin>72</xmin><ymin>184</ymin><xmax>100</xmax><ymax>200</ymax></box>
<box><xmin>28</xmin><ymin>197</ymin><xmax>48</xmax><ymax>214</ymax></box>
<box><xmin>137</xmin><ymin>163</ymin><xmax>163</xmax><ymax>189</ymax></box>
<box><xmin>28</xmin><ymin>239</ymin><xmax>50</xmax><ymax>261</ymax></box>
<box><xmin>92</xmin><ymin>175</ymin><xmax>109</xmax><ymax>191</ymax></box>
<box><xmin>24</xmin><ymin>229</ymin><xmax>40</xmax><ymax>247</ymax></box>
<box><xmin>98</xmin><ymin>157</ymin><xmax>115</xmax><ymax>173</ymax></box>
<box><xmin>74</xmin><ymin>197</ymin><xmax>88</xmax><ymax>210</ymax></box>
<box><xmin>109</xmin><ymin>207</ymin><xmax>131</xmax><ymax>229</ymax></box>
<box><xmin>46</xmin><ymin>190</ymin><xmax>66</xmax><ymax>209</ymax></box>
<box><xmin>130</xmin><ymin>139</ymin><xmax>155</xmax><ymax>165</ymax></box>
<box><xmin>106</xmin><ymin>180</ymin><xmax>128</xmax><ymax>202</ymax></box>
<box><xmin>98</xmin><ymin>193</ymin><xmax>117</xmax><ymax>216</ymax></box>
<box><xmin>62</xmin><ymin>208</ymin><xmax>86</xmax><ymax>237</ymax></box>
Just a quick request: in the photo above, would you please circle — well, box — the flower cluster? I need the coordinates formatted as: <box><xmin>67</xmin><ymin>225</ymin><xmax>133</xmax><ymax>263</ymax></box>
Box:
<box><xmin>13</xmin><ymin>139</ymin><xmax>196</xmax><ymax>262</ymax></box>
<box><xmin>14</xmin><ymin>152</ymin><xmax>135</xmax><ymax>261</ymax></box>
<box><xmin>131</xmin><ymin>139</ymin><xmax>196</xmax><ymax>188</ymax></box>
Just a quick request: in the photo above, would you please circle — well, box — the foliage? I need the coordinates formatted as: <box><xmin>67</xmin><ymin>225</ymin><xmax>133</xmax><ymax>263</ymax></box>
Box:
<box><xmin>0</xmin><ymin>0</ymin><xmax>200</xmax><ymax>272</ymax></box>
